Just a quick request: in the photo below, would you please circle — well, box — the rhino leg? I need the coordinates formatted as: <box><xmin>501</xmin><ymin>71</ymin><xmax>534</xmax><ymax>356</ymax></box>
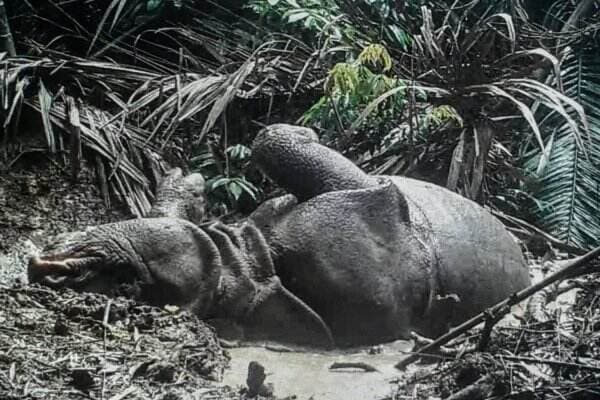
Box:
<box><xmin>252</xmin><ymin>124</ymin><xmax>376</xmax><ymax>202</ymax></box>
<box><xmin>203</xmin><ymin>222</ymin><xmax>334</xmax><ymax>347</ymax></box>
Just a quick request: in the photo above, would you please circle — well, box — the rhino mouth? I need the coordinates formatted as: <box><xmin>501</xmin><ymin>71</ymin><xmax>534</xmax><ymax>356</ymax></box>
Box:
<box><xmin>28</xmin><ymin>252</ymin><xmax>106</xmax><ymax>288</ymax></box>
<box><xmin>28</xmin><ymin>228</ymin><xmax>133</xmax><ymax>288</ymax></box>
<box><xmin>29</xmin><ymin>251</ymin><xmax>143</xmax><ymax>302</ymax></box>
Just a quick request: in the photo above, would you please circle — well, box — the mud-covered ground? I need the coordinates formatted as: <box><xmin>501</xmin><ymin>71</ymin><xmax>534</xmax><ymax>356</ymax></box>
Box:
<box><xmin>0</xmin><ymin>284</ymin><xmax>234</xmax><ymax>400</ymax></box>
<box><xmin>0</xmin><ymin>155</ymin><xmax>128</xmax><ymax>285</ymax></box>
<box><xmin>390</xmin><ymin>271</ymin><xmax>600</xmax><ymax>400</ymax></box>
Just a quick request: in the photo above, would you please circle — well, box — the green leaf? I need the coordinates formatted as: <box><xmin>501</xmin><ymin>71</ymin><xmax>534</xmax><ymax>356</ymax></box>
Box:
<box><xmin>304</xmin><ymin>16</ymin><xmax>316</xmax><ymax>29</ymax></box>
<box><xmin>209</xmin><ymin>177</ymin><xmax>231</xmax><ymax>191</ymax></box>
<box><xmin>387</xmin><ymin>25</ymin><xmax>410</xmax><ymax>48</ymax></box>
<box><xmin>226</xmin><ymin>144</ymin><xmax>252</xmax><ymax>160</ymax></box>
<box><xmin>147</xmin><ymin>0</ymin><xmax>162</xmax><ymax>12</ymax></box>
<box><xmin>235</xmin><ymin>178</ymin><xmax>258</xmax><ymax>200</ymax></box>
<box><xmin>228</xmin><ymin>181</ymin><xmax>243</xmax><ymax>200</ymax></box>
<box><xmin>287</xmin><ymin>11</ymin><xmax>310</xmax><ymax>24</ymax></box>
<box><xmin>523</xmin><ymin>48</ymin><xmax>600</xmax><ymax>248</ymax></box>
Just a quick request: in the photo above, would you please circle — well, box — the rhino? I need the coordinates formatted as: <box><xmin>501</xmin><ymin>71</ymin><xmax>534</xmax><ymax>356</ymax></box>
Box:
<box><xmin>28</xmin><ymin>124</ymin><xmax>530</xmax><ymax>347</ymax></box>
<box><xmin>146</xmin><ymin>166</ymin><xmax>207</xmax><ymax>224</ymax></box>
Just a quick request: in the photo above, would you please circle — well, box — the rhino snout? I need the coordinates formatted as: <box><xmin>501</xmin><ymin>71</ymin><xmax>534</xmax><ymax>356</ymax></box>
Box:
<box><xmin>28</xmin><ymin>256</ymin><xmax>70</xmax><ymax>286</ymax></box>
<box><xmin>28</xmin><ymin>251</ymin><xmax>105</xmax><ymax>287</ymax></box>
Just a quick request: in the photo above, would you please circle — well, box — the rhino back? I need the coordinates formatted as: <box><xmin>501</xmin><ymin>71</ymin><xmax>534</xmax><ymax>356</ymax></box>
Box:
<box><xmin>263</xmin><ymin>183</ymin><xmax>435</xmax><ymax>345</ymax></box>
<box><xmin>387</xmin><ymin>176</ymin><xmax>530</xmax><ymax>328</ymax></box>
<box><xmin>262</xmin><ymin>177</ymin><xmax>530</xmax><ymax>344</ymax></box>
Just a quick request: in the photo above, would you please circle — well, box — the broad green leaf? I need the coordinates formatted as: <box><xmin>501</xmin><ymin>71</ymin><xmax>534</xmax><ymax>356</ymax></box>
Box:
<box><xmin>228</xmin><ymin>182</ymin><xmax>243</xmax><ymax>200</ymax></box>
<box><xmin>210</xmin><ymin>177</ymin><xmax>231</xmax><ymax>190</ymax></box>
<box><xmin>287</xmin><ymin>11</ymin><xmax>310</xmax><ymax>24</ymax></box>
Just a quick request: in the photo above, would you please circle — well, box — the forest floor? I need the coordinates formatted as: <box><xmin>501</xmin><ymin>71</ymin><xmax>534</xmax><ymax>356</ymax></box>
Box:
<box><xmin>2</xmin><ymin>154</ymin><xmax>600</xmax><ymax>399</ymax></box>
<box><xmin>0</xmin><ymin>283</ymin><xmax>236</xmax><ymax>400</ymax></box>
<box><xmin>390</xmin><ymin>271</ymin><xmax>600</xmax><ymax>400</ymax></box>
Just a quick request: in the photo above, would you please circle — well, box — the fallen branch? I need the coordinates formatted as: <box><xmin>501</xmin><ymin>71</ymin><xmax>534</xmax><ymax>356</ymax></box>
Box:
<box><xmin>329</xmin><ymin>362</ymin><xmax>378</xmax><ymax>372</ymax></box>
<box><xmin>445</xmin><ymin>373</ymin><xmax>501</xmax><ymax>400</ymax></box>
<box><xmin>492</xmin><ymin>210</ymin><xmax>585</xmax><ymax>255</ymax></box>
<box><xmin>395</xmin><ymin>244</ymin><xmax>600</xmax><ymax>370</ymax></box>
<box><xmin>502</xmin><ymin>355</ymin><xmax>600</xmax><ymax>373</ymax></box>
<box><xmin>410</xmin><ymin>332</ymin><xmax>475</xmax><ymax>357</ymax></box>
<box><xmin>477</xmin><ymin>310</ymin><xmax>504</xmax><ymax>351</ymax></box>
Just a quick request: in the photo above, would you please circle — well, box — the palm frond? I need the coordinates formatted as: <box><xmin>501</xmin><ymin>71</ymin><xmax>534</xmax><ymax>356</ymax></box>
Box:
<box><xmin>353</xmin><ymin>2</ymin><xmax>588</xmax><ymax>200</ymax></box>
<box><xmin>523</xmin><ymin>48</ymin><xmax>600</xmax><ymax>248</ymax></box>
<box><xmin>0</xmin><ymin>56</ymin><xmax>163</xmax><ymax>216</ymax></box>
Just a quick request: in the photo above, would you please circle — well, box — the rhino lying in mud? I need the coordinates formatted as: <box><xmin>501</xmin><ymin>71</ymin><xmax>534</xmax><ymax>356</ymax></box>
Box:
<box><xmin>28</xmin><ymin>124</ymin><xmax>530</xmax><ymax>347</ymax></box>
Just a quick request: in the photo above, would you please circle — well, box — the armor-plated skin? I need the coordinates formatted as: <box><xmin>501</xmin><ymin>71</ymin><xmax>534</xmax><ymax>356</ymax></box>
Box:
<box><xmin>250</xmin><ymin>124</ymin><xmax>530</xmax><ymax>344</ymax></box>
<box><xmin>28</xmin><ymin>218</ymin><xmax>334</xmax><ymax>347</ymax></box>
<box><xmin>28</xmin><ymin>124</ymin><xmax>530</xmax><ymax>347</ymax></box>
<box><xmin>147</xmin><ymin>167</ymin><xmax>206</xmax><ymax>224</ymax></box>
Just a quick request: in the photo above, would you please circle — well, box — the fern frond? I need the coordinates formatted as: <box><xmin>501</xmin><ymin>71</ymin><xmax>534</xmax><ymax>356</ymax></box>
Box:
<box><xmin>524</xmin><ymin>48</ymin><xmax>600</xmax><ymax>248</ymax></box>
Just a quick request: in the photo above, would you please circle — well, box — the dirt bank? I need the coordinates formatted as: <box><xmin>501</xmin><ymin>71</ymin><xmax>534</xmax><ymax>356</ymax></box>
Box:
<box><xmin>0</xmin><ymin>155</ymin><xmax>129</xmax><ymax>285</ymax></box>
<box><xmin>0</xmin><ymin>284</ymin><xmax>235</xmax><ymax>400</ymax></box>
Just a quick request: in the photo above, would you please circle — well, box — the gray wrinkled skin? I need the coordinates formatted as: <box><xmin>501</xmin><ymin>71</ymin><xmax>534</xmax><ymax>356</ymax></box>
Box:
<box><xmin>250</xmin><ymin>124</ymin><xmax>530</xmax><ymax>345</ymax></box>
<box><xmin>28</xmin><ymin>218</ymin><xmax>333</xmax><ymax>347</ymax></box>
<box><xmin>29</xmin><ymin>123</ymin><xmax>530</xmax><ymax>347</ymax></box>
<box><xmin>252</xmin><ymin>124</ymin><xmax>375</xmax><ymax>202</ymax></box>
<box><xmin>250</xmin><ymin>176</ymin><xmax>529</xmax><ymax>344</ymax></box>
<box><xmin>28</xmin><ymin>218</ymin><xmax>221</xmax><ymax>315</ymax></box>
<box><xmin>147</xmin><ymin>167</ymin><xmax>206</xmax><ymax>224</ymax></box>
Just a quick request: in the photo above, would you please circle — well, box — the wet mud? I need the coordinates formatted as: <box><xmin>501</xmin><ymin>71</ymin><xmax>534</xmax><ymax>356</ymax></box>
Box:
<box><xmin>223</xmin><ymin>341</ymin><xmax>412</xmax><ymax>400</ymax></box>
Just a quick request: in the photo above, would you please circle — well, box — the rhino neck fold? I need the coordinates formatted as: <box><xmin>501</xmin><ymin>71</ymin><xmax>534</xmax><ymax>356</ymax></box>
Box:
<box><xmin>202</xmin><ymin>221</ymin><xmax>334</xmax><ymax>347</ymax></box>
<box><xmin>200</xmin><ymin>222</ymin><xmax>273</xmax><ymax>319</ymax></box>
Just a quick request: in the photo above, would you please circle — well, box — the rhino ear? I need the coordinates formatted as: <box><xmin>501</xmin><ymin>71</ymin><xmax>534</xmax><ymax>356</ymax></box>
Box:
<box><xmin>244</xmin><ymin>278</ymin><xmax>334</xmax><ymax>348</ymax></box>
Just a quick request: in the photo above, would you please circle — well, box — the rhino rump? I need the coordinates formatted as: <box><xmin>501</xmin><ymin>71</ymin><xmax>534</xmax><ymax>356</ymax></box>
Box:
<box><xmin>260</xmin><ymin>178</ymin><xmax>530</xmax><ymax>345</ymax></box>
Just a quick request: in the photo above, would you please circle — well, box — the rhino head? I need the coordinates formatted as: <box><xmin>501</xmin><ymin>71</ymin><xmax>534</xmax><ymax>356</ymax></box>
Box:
<box><xmin>28</xmin><ymin>217</ymin><xmax>334</xmax><ymax>348</ymax></box>
<box><xmin>28</xmin><ymin>218</ymin><xmax>221</xmax><ymax>312</ymax></box>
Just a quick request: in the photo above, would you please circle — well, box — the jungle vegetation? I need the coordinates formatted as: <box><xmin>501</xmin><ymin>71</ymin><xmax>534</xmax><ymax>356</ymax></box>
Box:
<box><xmin>0</xmin><ymin>0</ymin><xmax>599</xmax><ymax>249</ymax></box>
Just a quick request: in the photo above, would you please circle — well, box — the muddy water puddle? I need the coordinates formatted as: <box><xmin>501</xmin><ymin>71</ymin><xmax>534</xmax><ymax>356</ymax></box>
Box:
<box><xmin>221</xmin><ymin>340</ymin><xmax>412</xmax><ymax>400</ymax></box>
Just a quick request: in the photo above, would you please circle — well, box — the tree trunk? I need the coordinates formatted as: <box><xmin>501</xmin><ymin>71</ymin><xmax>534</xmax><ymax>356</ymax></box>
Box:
<box><xmin>0</xmin><ymin>0</ymin><xmax>15</xmax><ymax>56</ymax></box>
<box><xmin>469</xmin><ymin>120</ymin><xmax>494</xmax><ymax>201</ymax></box>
